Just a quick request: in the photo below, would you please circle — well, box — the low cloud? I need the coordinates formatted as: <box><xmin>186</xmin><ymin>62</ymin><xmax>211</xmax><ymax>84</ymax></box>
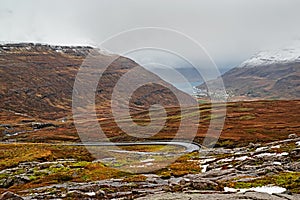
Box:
<box><xmin>1</xmin><ymin>0</ymin><xmax>300</xmax><ymax>70</ymax></box>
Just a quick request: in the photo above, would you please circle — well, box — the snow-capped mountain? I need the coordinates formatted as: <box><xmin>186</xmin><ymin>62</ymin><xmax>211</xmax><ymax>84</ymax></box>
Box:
<box><xmin>198</xmin><ymin>44</ymin><xmax>300</xmax><ymax>100</ymax></box>
<box><xmin>238</xmin><ymin>44</ymin><xmax>300</xmax><ymax>68</ymax></box>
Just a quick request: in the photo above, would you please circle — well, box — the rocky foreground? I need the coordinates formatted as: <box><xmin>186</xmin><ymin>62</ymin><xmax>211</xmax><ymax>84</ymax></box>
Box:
<box><xmin>137</xmin><ymin>192</ymin><xmax>300</xmax><ymax>200</ymax></box>
<box><xmin>0</xmin><ymin>136</ymin><xmax>299</xmax><ymax>199</ymax></box>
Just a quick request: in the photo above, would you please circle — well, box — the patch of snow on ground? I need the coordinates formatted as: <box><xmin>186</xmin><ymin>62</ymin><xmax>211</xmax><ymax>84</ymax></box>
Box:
<box><xmin>86</xmin><ymin>192</ymin><xmax>96</xmax><ymax>196</ymax></box>
<box><xmin>145</xmin><ymin>163</ymin><xmax>153</xmax><ymax>166</ymax></box>
<box><xmin>201</xmin><ymin>164</ymin><xmax>209</xmax><ymax>173</ymax></box>
<box><xmin>224</xmin><ymin>186</ymin><xmax>286</xmax><ymax>194</ymax></box>
<box><xmin>130</xmin><ymin>165</ymin><xmax>147</xmax><ymax>168</ymax></box>
<box><xmin>277</xmin><ymin>152</ymin><xmax>289</xmax><ymax>156</ymax></box>
<box><xmin>200</xmin><ymin>158</ymin><xmax>216</xmax><ymax>164</ymax></box>
<box><xmin>271</xmin><ymin>145</ymin><xmax>281</xmax><ymax>149</ymax></box>
<box><xmin>254</xmin><ymin>152</ymin><xmax>288</xmax><ymax>158</ymax></box>
<box><xmin>254</xmin><ymin>153</ymin><xmax>276</xmax><ymax>158</ymax></box>
<box><xmin>235</xmin><ymin>156</ymin><xmax>249</xmax><ymax>161</ymax></box>
<box><xmin>224</xmin><ymin>187</ymin><xmax>237</xmax><ymax>192</ymax></box>
<box><xmin>141</xmin><ymin>159</ymin><xmax>155</xmax><ymax>163</ymax></box>
<box><xmin>217</xmin><ymin>157</ymin><xmax>234</xmax><ymax>163</ymax></box>
<box><xmin>255</xmin><ymin>147</ymin><xmax>268</xmax><ymax>152</ymax></box>
<box><xmin>273</xmin><ymin>162</ymin><xmax>282</xmax><ymax>165</ymax></box>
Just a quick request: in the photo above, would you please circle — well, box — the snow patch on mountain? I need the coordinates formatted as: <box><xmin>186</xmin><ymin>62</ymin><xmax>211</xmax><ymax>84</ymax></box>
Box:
<box><xmin>238</xmin><ymin>44</ymin><xmax>300</xmax><ymax>68</ymax></box>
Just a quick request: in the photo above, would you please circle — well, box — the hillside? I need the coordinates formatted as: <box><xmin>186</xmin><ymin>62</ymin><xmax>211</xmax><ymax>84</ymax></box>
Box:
<box><xmin>0</xmin><ymin>43</ymin><xmax>190</xmax><ymax>120</ymax></box>
<box><xmin>0</xmin><ymin>43</ymin><xmax>198</xmax><ymax>143</ymax></box>
<box><xmin>197</xmin><ymin>46</ymin><xmax>300</xmax><ymax>100</ymax></box>
<box><xmin>219</xmin><ymin>62</ymin><xmax>299</xmax><ymax>100</ymax></box>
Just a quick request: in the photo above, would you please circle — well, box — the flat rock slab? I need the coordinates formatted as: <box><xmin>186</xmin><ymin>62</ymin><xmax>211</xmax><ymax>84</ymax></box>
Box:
<box><xmin>137</xmin><ymin>191</ymin><xmax>300</xmax><ymax>200</ymax></box>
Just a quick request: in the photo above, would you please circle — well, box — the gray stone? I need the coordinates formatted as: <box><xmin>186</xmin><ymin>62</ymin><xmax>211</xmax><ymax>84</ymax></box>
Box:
<box><xmin>0</xmin><ymin>177</ymin><xmax>14</xmax><ymax>188</ymax></box>
<box><xmin>288</xmin><ymin>134</ymin><xmax>298</xmax><ymax>139</ymax></box>
<box><xmin>53</xmin><ymin>163</ymin><xmax>64</xmax><ymax>168</ymax></box>
<box><xmin>285</xmin><ymin>161</ymin><xmax>300</xmax><ymax>172</ymax></box>
<box><xmin>95</xmin><ymin>190</ymin><xmax>106</xmax><ymax>198</ymax></box>
<box><xmin>66</xmin><ymin>190</ymin><xmax>91</xmax><ymax>199</ymax></box>
<box><xmin>0</xmin><ymin>191</ymin><xmax>23</xmax><ymax>200</ymax></box>
<box><xmin>191</xmin><ymin>179</ymin><xmax>218</xmax><ymax>190</ymax></box>
<box><xmin>17</xmin><ymin>175</ymin><xmax>30</xmax><ymax>183</ymax></box>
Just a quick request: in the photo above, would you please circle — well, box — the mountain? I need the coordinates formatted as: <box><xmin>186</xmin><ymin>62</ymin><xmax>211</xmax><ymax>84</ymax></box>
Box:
<box><xmin>197</xmin><ymin>46</ymin><xmax>300</xmax><ymax>100</ymax></box>
<box><xmin>238</xmin><ymin>46</ymin><xmax>300</xmax><ymax>68</ymax></box>
<box><xmin>0</xmin><ymin>43</ymin><xmax>192</xmax><ymax>120</ymax></box>
<box><xmin>0</xmin><ymin>43</ymin><xmax>299</xmax><ymax>144</ymax></box>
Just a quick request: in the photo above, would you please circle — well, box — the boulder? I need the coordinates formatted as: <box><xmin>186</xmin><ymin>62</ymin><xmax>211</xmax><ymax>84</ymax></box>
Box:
<box><xmin>0</xmin><ymin>177</ymin><xmax>14</xmax><ymax>188</ymax></box>
<box><xmin>95</xmin><ymin>190</ymin><xmax>106</xmax><ymax>198</ymax></box>
<box><xmin>13</xmin><ymin>175</ymin><xmax>30</xmax><ymax>185</ymax></box>
<box><xmin>191</xmin><ymin>179</ymin><xmax>218</xmax><ymax>190</ymax></box>
<box><xmin>66</xmin><ymin>190</ymin><xmax>91</xmax><ymax>199</ymax></box>
<box><xmin>288</xmin><ymin>134</ymin><xmax>298</xmax><ymax>139</ymax></box>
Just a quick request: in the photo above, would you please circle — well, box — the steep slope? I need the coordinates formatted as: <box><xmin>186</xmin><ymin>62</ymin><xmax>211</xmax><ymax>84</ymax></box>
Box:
<box><xmin>0</xmin><ymin>43</ymin><xmax>191</xmax><ymax>120</ymax></box>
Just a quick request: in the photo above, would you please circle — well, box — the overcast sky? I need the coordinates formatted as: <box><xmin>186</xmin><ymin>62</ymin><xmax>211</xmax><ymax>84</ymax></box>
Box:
<box><xmin>1</xmin><ymin>0</ymin><xmax>300</xmax><ymax>70</ymax></box>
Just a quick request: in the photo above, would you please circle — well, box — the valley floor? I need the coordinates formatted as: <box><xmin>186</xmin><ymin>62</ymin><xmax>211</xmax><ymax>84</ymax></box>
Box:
<box><xmin>0</xmin><ymin>100</ymin><xmax>299</xmax><ymax>199</ymax></box>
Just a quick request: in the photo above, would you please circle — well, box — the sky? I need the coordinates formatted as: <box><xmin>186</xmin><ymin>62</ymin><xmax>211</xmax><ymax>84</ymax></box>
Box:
<box><xmin>1</xmin><ymin>0</ymin><xmax>300</xmax><ymax>72</ymax></box>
